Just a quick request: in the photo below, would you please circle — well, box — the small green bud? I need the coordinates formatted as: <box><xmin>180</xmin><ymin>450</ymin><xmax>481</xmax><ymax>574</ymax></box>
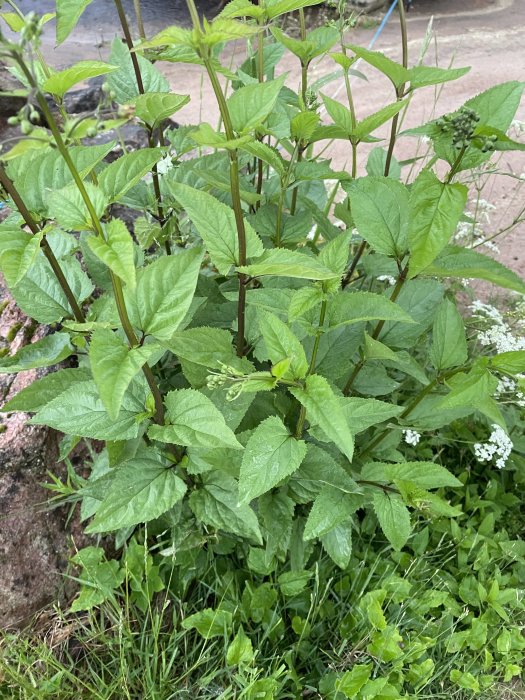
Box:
<box><xmin>86</xmin><ymin>126</ymin><xmax>98</xmax><ymax>138</ymax></box>
<box><xmin>7</xmin><ymin>116</ymin><xmax>19</xmax><ymax>126</ymax></box>
<box><xmin>20</xmin><ymin>119</ymin><xmax>33</xmax><ymax>135</ymax></box>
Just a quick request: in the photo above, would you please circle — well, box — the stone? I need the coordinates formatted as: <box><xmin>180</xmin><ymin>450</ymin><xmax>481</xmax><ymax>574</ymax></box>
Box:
<box><xmin>0</xmin><ymin>61</ymin><xmax>26</xmax><ymax>118</ymax></box>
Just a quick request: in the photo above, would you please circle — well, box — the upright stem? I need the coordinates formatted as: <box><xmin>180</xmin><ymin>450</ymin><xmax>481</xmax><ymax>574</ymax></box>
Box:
<box><xmin>201</xmin><ymin>54</ymin><xmax>248</xmax><ymax>356</ymax></box>
<box><xmin>276</xmin><ymin>144</ymin><xmax>299</xmax><ymax>246</ymax></box>
<box><xmin>290</xmin><ymin>10</ymin><xmax>308</xmax><ymax>216</ymax></box>
<box><xmin>15</xmin><ymin>56</ymin><xmax>165</xmax><ymax>424</ymax></box>
<box><xmin>133</xmin><ymin>0</ymin><xmax>146</xmax><ymax>39</ymax></box>
<box><xmin>255</xmin><ymin>5</ymin><xmax>265</xmax><ymax>207</ymax></box>
<box><xmin>113</xmin><ymin>0</ymin><xmax>170</xmax><ymax>254</ymax></box>
<box><xmin>0</xmin><ymin>167</ymin><xmax>85</xmax><ymax>324</ymax></box>
<box><xmin>295</xmin><ymin>300</ymin><xmax>327</xmax><ymax>438</ymax></box>
<box><xmin>384</xmin><ymin>0</ymin><xmax>408</xmax><ymax>178</ymax></box>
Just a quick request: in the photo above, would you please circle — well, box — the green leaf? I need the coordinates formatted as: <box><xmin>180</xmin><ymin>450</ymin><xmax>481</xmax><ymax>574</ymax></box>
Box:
<box><xmin>42</xmin><ymin>61</ymin><xmax>117</xmax><ymax>97</ymax></box>
<box><xmin>304</xmin><ymin>486</ymin><xmax>358</xmax><ymax>540</ymax></box>
<box><xmin>291</xmin><ymin>375</ymin><xmax>354</xmax><ymax>462</ymax></box>
<box><xmin>166</xmin><ymin>327</ymin><xmax>235</xmax><ymax>369</ymax></box>
<box><xmin>56</xmin><ymin>0</ymin><xmax>93</xmax><ymax>44</ymax></box>
<box><xmin>362</xmin><ymin>461</ymin><xmax>462</xmax><ymax>489</ymax></box>
<box><xmin>345</xmin><ymin>44</ymin><xmax>409</xmax><ymax>89</ymax></box>
<box><xmin>0</xmin><ymin>333</ymin><xmax>73</xmax><ymax>375</ymax></box>
<box><xmin>89</xmin><ymin>329</ymin><xmax>159</xmax><ymax>421</ymax></box>
<box><xmin>128</xmin><ymin>247</ymin><xmax>203</xmax><ymax>341</ymax></box>
<box><xmin>2</xmin><ymin>12</ymin><xmax>55</xmax><ymax>32</ymax></box>
<box><xmin>106</xmin><ymin>38</ymin><xmax>169</xmax><ymax>104</ymax></box>
<box><xmin>2</xmin><ymin>367</ymin><xmax>90</xmax><ymax>413</ymax></box>
<box><xmin>408</xmin><ymin>170</ymin><xmax>467</xmax><ymax>277</ymax></box>
<box><xmin>326</xmin><ymin>291</ymin><xmax>414</xmax><ymax>330</ymax></box>
<box><xmin>429</xmin><ymin>298</ymin><xmax>468</xmax><ymax>370</ymax></box>
<box><xmin>148</xmin><ymin>388</ymin><xmax>242</xmax><ymax>449</ymax></box>
<box><xmin>182</xmin><ymin>608</ymin><xmax>233</xmax><ymax>640</ymax></box>
<box><xmin>354</xmin><ymin>99</ymin><xmax>408</xmax><ymax>141</ymax></box>
<box><xmin>134</xmin><ymin>92</ymin><xmax>190</xmax><ymax>128</ymax></box>
<box><xmin>278</xmin><ymin>570</ymin><xmax>312</xmax><ymax>597</ymax></box>
<box><xmin>86</xmin><ymin>455</ymin><xmax>187</xmax><ymax>533</ymax></box>
<box><xmin>259</xmin><ymin>312</ymin><xmax>308</xmax><ymax>380</ymax></box>
<box><xmin>421</xmin><ymin>246</ymin><xmax>525</xmax><ymax>294</ymax></box>
<box><xmin>335</xmin><ymin>664</ymin><xmax>373</xmax><ymax>698</ymax></box>
<box><xmin>259</xmin><ymin>490</ymin><xmax>295</xmax><ymax>563</ymax></box>
<box><xmin>372</xmin><ymin>491</ymin><xmax>411</xmax><ymax>551</ymax></box>
<box><xmin>438</xmin><ymin>363</ymin><xmax>503</xmax><ymax>426</ymax></box>
<box><xmin>339</xmin><ymin>396</ymin><xmax>403</xmax><ymax>435</ymax></box>
<box><xmin>465</xmin><ymin>81</ymin><xmax>525</xmax><ymax>132</ymax></box>
<box><xmin>227</xmin><ymin>75</ymin><xmax>286</xmax><ymax>133</ymax></box>
<box><xmin>490</xmin><ymin>351</ymin><xmax>525</xmax><ymax>375</ymax></box>
<box><xmin>318</xmin><ymin>231</ymin><xmax>351</xmax><ymax>279</ymax></box>
<box><xmin>239</xmin><ymin>416</ymin><xmax>307</xmax><ymax>503</ymax></box>
<box><xmin>189</xmin><ymin>471</ymin><xmax>262</xmax><ymax>543</ymax></box>
<box><xmin>30</xmin><ymin>379</ymin><xmax>147</xmax><ymax>440</ymax></box>
<box><xmin>408</xmin><ymin>65</ymin><xmax>470</xmax><ymax>91</ymax></box>
<box><xmin>266</xmin><ymin>0</ymin><xmax>324</xmax><ymax>20</ymax></box>
<box><xmin>48</xmin><ymin>182</ymin><xmax>107</xmax><ymax>231</ymax></box>
<box><xmin>69</xmin><ymin>547</ymin><xmax>124</xmax><ymax>612</ymax></box>
<box><xmin>237</xmin><ymin>248</ymin><xmax>338</xmax><ymax>280</ymax></box>
<box><xmin>348</xmin><ymin>177</ymin><xmax>409</xmax><ymax>257</ymax></box>
<box><xmin>86</xmin><ymin>219</ymin><xmax>136</xmax><ymax>288</ymax></box>
<box><xmin>321</xmin><ymin>520</ymin><xmax>353</xmax><ymax>569</ymax></box>
<box><xmin>98</xmin><ymin>149</ymin><xmax>163</xmax><ymax>203</ymax></box>
<box><xmin>226</xmin><ymin>628</ymin><xmax>254</xmax><ymax>666</ymax></box>
<box><xmin>169</xmin><ymin>182</ymin><xmax>263</xmax><ymax>275</ymax></box>
<box><xmin>0</xmin><ymin>226</ymin><xmax>43</xmax><ymax>287</ymax></box>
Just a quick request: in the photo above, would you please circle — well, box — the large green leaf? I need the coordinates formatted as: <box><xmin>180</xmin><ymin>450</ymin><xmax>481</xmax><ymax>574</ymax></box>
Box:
<box><xmin>56</xmin><ymin>0</ymin><xmax>93</xmax><ymax>44</ymax></box>
<box><xmin>290</xmin><ymin>444</ymin><xmax>360</xmax><ymax>503</ymax></box>
<box><xmin>98</xmin><ymin>149</ymin><xmax>163</xmax><ymax>203</ymax></box>
<box><xmin>0</xmin><ymin>226</ymin><xmax>42</xmax><ymax>287</ymax></box>
<box><xmin>438</xmin><ymin>363</ymin><xmax>503</xmax><ymax>426</ymax></box>
<box><xmin>362</xmin><ymin>461</ymin><xmax>462</xmax><ymax>489</ymax></box>
<box><xmin>265</xmin><ymin>0</ymin><xmax>324</xmax><ymax>19</ymax></box>
<box><xmin>134</xmin><ymin>92</ymin><xmax>190</xmax><ymax>128</ymax></box>
<box><xmin>30</xmin><ymin>379</ymin><xmax>147</xmax><ymax>440</ymax></box>
<box><xmin>408</xmin><ymin>65</ymin><xmax>470</xmax><ymax>91</ymax></box>
<box><xmin>348</xmin><ymin>177</ymin><xmax>409</xmax><ymax>257</ymax></box>
<box><xmin>48</xmin><ymin>182</ymin><xmax>108</xmax><ymax>231</ymax></box>
<box><xmin>408</xmin><ymin>170</ymin><xmax>467</xmax><ymax>277</ymax></box>
<box><xmin>128</xmin><ymin>247</ymin><xmax>203</xmax><ymax>341</ymax></box>
<box><xmin>86</xmin><ymin>219</ymin><xmax>136</xmax><ymax>288</ymax></box>
<box><xmin>429</xmin><ymin>298</ymin><xmax>468</xmax><ymax>370</ymax></box>
<box><xmin>239</xmin><ymin>416</ymin><xmax>307</xmax><ymax>504</ymax></box>
<box><xmin>0</xmin><ymin>333</ymin><xmax>73</xmax><ymax>375</ymax></box>
<box><xmin>326</xmin><ymin>291</ymin><xmax>414</xmax><ymax>330</ymax></box>
<box><xmin>89</xmin><ymin>329</ymin><xmax>159</xmax><ymax>420</ymax></box>
<box><xmin>321</xmin><ymin>520</ymin><xmax>353</xmax><ymax>569</ymax></box>
<box><xmin>227</xmin><ymin>75</ymin><xmax>286</xmax><ymax>133</ymax></box>
<box><xmin>259</xmin><ymin>490</ymin><xmax>295</xmax><ymax>563</ymax></box>
<box><xmin>345</xmin><ymin>44</ymin><xmax>408</xmax><ymax>89</ymax></box>
<box><xmin>465</xmin><ymin>81</ymin><xmax>525</xmax><ymax>132</ymax></box>
<box><xmin>42</xmin><ymin>61</ymin><xmax>117</xmax><ymax>97</ymax></box>
<box><xmin>148</xmin><ymin>389</ymin><xmax>242</xmax><ymax>449</ymax></box>
<box><xmin>106</xmin><ymin>38</ymin><xmax>169</xmax><ymax>104</ymax></box>
<box><xmin>237</xmin><ymin>248</ymin><xmax>338</xmax><ymax>280</ymax></box>
<box><xmin>421</xmin><ymin>246</ymin><xmax>525</xmax><ymax>294</ymax></box>
<box><xmin>166</xmin><ymin>327</ymin><xmax>236</xmax><ymax>368</ymax></box>
<box><xmin>372</xmin><ymin>491</ymin><xmax>411</xmax><ymax>551</ymax></box>
<box><xmin>86</xmin><ymin>455</ymin><xmax>186</xmax><ymax>533</ymax></box>
<box><xmin>258</xmin><ymin>312</ymin><xmax>308</xmax><ymax>380</ymax></box>
<box><xmin>182</xmin><ymin>609</ymin><xmax>233</xmax><ymax>640</ymax></box>
<box><xmin>1</xmin><ymin>367</ymin><xmax>91</xmax><ymax>413</ymax></box>
<box><xmin>291</xmin><ymin>375</ymin><xmax>354</xmax><ymax>462</ymax></box>
<box><xmin>189</xmin><ymin>471</ymin><xmax>262</xmax><ymax>543</ymax></box>
<box><xmin>169</xmin><ymin>182</ymin><xmax>263</xmax><ymax>275</ymax></box>
<box><xmin>339</xmin><ymin>397</ymin><xmax>403</xmax><ymax>435</ymax></box>
<box><xmin>304</xmin><ymin>486</ymin><xmax>359</xmax><ymax>540</ymax></box>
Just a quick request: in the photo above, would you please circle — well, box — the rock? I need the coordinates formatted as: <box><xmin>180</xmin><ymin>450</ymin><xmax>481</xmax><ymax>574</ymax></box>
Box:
<box><xmin>0</xmin><ymin>61</ymin><xmax>26</xmax><ymax>118</ymax></box>
<box><xmin>0</xmin><ymin>281</ymin><xmax>71</xmax><ymax>629</ymax></box>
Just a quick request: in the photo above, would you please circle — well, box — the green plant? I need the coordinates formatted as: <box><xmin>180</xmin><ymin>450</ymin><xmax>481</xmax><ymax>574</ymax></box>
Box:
<box><xmin>0</xmin><ymin>0</ymin><xmax>524</xmax><ymax>696</ymax></box>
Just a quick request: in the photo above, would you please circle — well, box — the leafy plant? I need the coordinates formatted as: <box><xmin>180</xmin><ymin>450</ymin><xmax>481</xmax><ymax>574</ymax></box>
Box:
<box><xmin>0</xmin><ymin>0</ymin><xmax>524</xmax><ymax>696</ymax></box>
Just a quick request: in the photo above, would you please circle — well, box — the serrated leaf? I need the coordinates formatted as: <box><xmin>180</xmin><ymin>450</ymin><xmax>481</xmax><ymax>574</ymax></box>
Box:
<box><xmin>318</xmin><ymin>231</ymin><xmax>351</xmax><ymax>278</ymax></box>
<box><xmin>346</xmin><ymin>44</ymin><xmax>408</xmax><ymax>89</ymax></box>
<box><xmin>259</xmin><ymin>490</ymin><xmax>295</xmax><ymax>563</ymax></box>
<box><xmin>182</xmin><ymin>608</ymin><xmax>233</xmax><ymax>639</ymax></box>
<box><xmin>0</xmin><ymin>333</ymin><xmax>73</xmax><ymax>375</ymax></box>
<box><xmin>226</xmin><ymin>628</ymin><xmax>254</xmax><ymax>665</ymax></box>
<box><xmin>189</xmin><ymin>471</ymin><xmax>262</xmax><ymax>543</ymax></box>
<box><xmin>327</xmin><ymin>291</ymin><xmax>414</xmax><ymax>329</ymax></box>
<box><xmin>408</xmin><ymin>65</ymin><xmax>470</xmax><ymax>91</ymax></box>
<box><xmin>373</xmin><ymin>491</ymin><xmax>411</xmax><ymax>551</ymax></box>
<box><xmin>304</xmin><ymin>485</ymin><xmax>358</xmax><ymax>540</ymax></box>
<box><xmin>321</xmin><ymin>520</ymin><xmax>353</xmax><ymax>569</ymax></box>
<box><xmin>421</xmin><ymin>246</ymin><xmax>525</xmax><ymax>294</ymax></box>
<box><xmin>128</xmin><ymin>247</ymin><xmax>203</xmax><ymax>341</ymax></box>
<box><xmin>29</xmin><ymin>379</ymin><xmax>147</xmax><ymax>440</ymax></box>
<box><xmin>166</xmin><ymin>327</ymin><xmax>235</xmax><ymax>368</ymax></box>
<box><xmin>408</xmin><ymin>170</ymin><xmax>467</xmax><ymax>277</ymax></box>
<box><xmin>227</xmin><ymin>75</ymin><xmax>286</xmax><ymax>133</ymax></box>
<box><xmin>355</xmin><ymin>99</ymin><xmax>408</xmax><ymax>141</ymax></box>
<box><xmin>98</xmin><ymin>149</ymin><xmax>163</xmax><ymax>203</ymax></box>
<box><xmin>362</xmin><ymin>461</ymin><xmax>462</xmax><ymax>489</ymax></box>
<box><xmin>42</xmin><ymin>61</ymin><xmax>117</xmax><ymax>97</ymax></box>
<box><xmin>239</xmin><ymin>416</ymin><xmax>307</xmax><ymax>503</ymax></box>
<box><xmin>106</xmin><ymin>38</ymin><xmax>169</xmax><ymax>104</ymax></box>
<box><xmin>89</xmin><ymin>328</ymin><xmax>159</xmax><ymax>420</ymax></box>
<box><xmin>87</xmin><ymin>219</ymin><xmax>136</xmax><ymax>288</ymax></box>
<box><xmin>2</xmin><ymin>367</ymin><xmax>91</xmax><ymax>413</ymax></box>
<box><xmin>349</xmin><ymin>177</ymin><xmax>409</xmax><ymax>257</ymax></box>
<box><xmin>430</xmin><ymin>298</ymin><xmax>468</xmax><ymax>370</ymax></box>
<box><xmin>238</xmin><ymin>248</ymin><xmax>338</xmax><ymax>280</ymax></box>
<box><xmin>148</xmin><ymin>388</ymin><xmax>242</xmax><ymax>450</ymax></box>
<box><xmin>169</xmin><ymin>182</ymin><xmax>263</xmax><ymax>275</ymax></box>
<box><xmin>339</xmin><ymin>396</ymin><xmax>403</xmax><ymax>434</ymax></box>
<box><xmin>56</xmin><ymin>0</ymin><xmax>93</xmax><ymax>44</ymax></box>
<box><xmin>48</xmin><ymin>182</ymin><xmax>107</xmax><ymax>231</ymax></box>
<box><xmin>0</xmin><ymin>226</ymin><xmax>43</xmax><ymax>287</ymax></box>
<box><xmin>490</xmin><ymin>351</ymin><xmax>525</xmax><ymax>375</ymax></box>
<box><xmin>134</xmin><ymin>92</ymin><xmax>190</xmax><ymax>128</ymax></box>
<box><xmin>291</xmin><ymin>375</ymin><xmax>354</xmax><ymax>461</ymax></box>
<box><xmin>259</xmin><ymin>312</ymin><xmax>308</xmax><ymax>380</ymax></box>
<box><xmin>86</xmin><ymin>455</ymin><xmax>186</xmax><ymax>533</ymax></box>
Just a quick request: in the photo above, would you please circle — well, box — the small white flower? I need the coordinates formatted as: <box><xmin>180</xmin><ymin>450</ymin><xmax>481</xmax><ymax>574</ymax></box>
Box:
<box><xmin>473</xmin><ymin>424</ymin><xmax>513</xmax><ymax>469</ymax></box>
<box><xmin>377</xmin><ymin>274</ymin><xmax>396</xmax><ymax>286</ymax></box>
<box><xmin>403</xmin><ymin>429</ymin><xmax>421</xmax><ymax>446</ymax></box>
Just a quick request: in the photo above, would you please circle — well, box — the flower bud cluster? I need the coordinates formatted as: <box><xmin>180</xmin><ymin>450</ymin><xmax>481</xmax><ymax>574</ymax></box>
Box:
<box><xmin>436</xmin><ymin>106</ymin><xmax>480</xmax><ymax>150</ymax></box>
<box><xmin>206</xmin><ymin>362</ymin><xmax>247</xmax><ymax>401</ymax></box>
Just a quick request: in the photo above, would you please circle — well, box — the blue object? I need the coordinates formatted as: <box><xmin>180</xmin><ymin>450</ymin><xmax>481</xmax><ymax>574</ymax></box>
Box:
<box><xmin>368</xmin><ymin>0</ymin><xmax>399</xmax><ymax>50</ymax></box>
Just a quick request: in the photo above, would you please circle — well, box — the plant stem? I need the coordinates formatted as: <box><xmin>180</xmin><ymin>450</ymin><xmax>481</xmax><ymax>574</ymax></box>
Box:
<box><xmin>14</xmin><ymin>54</ymin><xmax>165</xmax><ymax>423</ymax></box>
<box><xmin>276</xmin><ymin>143</ymin><xmax>299</xmax><ymax>246</ymax></box>
<box><xmin>0</xmin><ymin>167</ymin><xmax>85</xmax><ymax>324</ymax></box>
<box><xmin>255</xmin><ymin>4</ymin><xmax>265</xmax><ymax>207</ymax></box>
<box><xmin>384</xmin><ymin>0</ymin><xmax>408</xmax><ymax>178</ymax></box>
<box><xmin>295</xmin><ymin>299</ymin><xmax>327</xmax><ymax>438</ymax></box>
<box><xmin>446</xmin><ymin>145</ymin><xmax>467</xmax><ymax>183</ymax></box>
<box><xmin>133</xmin><ymin>0</ymin><xmax>146</xmax><ymax>39</ymax></box>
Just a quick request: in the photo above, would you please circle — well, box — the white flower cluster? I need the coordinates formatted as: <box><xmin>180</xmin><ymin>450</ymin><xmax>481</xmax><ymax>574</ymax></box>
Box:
<box><xmin>471</xmin><ymin>301</ymin><xmax>525</xmax><ymax>354</ymax></box>
<box><xmin>403</xmin><ymin>429</ymin><xmax>421</xmax><ymax>446</ymax></box>
<box><xmin>473</xmin><ymin>424</ymin><xmax>513</xmax><ymax>469</ymax></box>
<box><xmin>495</xmin><ymin>375</ymin><xmax>525</xmax><ymax>408</ymax></box>
<box><xmin>377</xmin><ymin>274</ymin><xmax>396</xmax><ymax>286</ymax></box>
<box><xmin>454</xmin><ymin>199</ymin><xmax>499</xmax><ymax>254</ymax></box>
